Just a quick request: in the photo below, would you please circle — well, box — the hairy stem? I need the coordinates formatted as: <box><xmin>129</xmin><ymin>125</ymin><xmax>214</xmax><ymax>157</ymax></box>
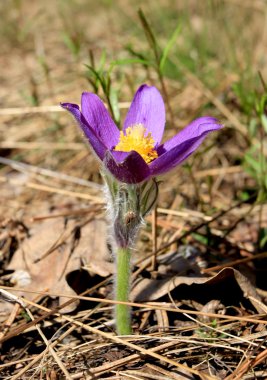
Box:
<box><xmin>115</xmin><ymin>247</ymin><xmax>132</xmax><ymax>335</ymax></box>
<box><xmin>102</xmin><ymin>173</ymin><xmax>158</xmax><ymax>335</ymax></box>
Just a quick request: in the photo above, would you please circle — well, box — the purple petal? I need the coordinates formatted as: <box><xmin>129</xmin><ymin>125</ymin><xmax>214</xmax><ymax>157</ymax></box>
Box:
<box><xmin>61</xmin><ymin>102</ymin><xmax>107</xmax><ymax>160</ymax></box>
<box><xmin>149</xmin><ymin>120</ymin><xmax>222</xmax><ymax>176</ymax></box>
<box><xmin>124</xmin><ymin>84</ymin><xmax>165</xmax><ymax>146</ymax></box>
<box><xmin>158</xmin><ymin>117</ymin><xmax>219</xmax><ymax>153</ymax></box>
<box><xmin>81</xmin><ymin>93</ymin><xmax>120</xmax><ymax>149</ymax></box>
<box><xmin>104</xmin><ymin>150</ymin><xmax>151</xmax><ymax>184</ymax></box>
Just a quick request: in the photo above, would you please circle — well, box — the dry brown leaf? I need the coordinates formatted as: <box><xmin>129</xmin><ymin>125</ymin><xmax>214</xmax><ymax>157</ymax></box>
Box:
<box><xmin>199</xmin><ymin>300</ymin><xmax>226</xmax><ymax>323</ymax></box>
<box><xmin>131</xmin><ymin>267</ymin><xmax>266</xmax><ymax>314</ymax></box>
<box><xmin>154</xmin><ymin>308</ymin><xmax>169</xmax><ymax>332</ymax></box>
<box><xmin>2</xmin><ymin>216</ymin><xmax>111</xmax><ymax>316</ymax></box>
<box><xmin>157</xmin><ymin>245</ymin><xmax>203</xmax><ymax>276</ymax></box>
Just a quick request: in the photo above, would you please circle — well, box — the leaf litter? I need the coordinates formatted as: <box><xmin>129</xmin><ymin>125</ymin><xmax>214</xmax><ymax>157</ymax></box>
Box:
<box><xmin>1</xmin><ymin>213</ymin><xmax>111</xmax><ymax>316</ymax></box>
<box><xmin>1</xmin><ymin>199</ymin><xmax>266</xmax><ymax>379</ymax></box>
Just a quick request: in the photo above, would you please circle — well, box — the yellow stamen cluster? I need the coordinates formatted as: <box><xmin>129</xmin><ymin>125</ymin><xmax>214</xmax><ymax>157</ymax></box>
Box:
<box><xmin>114</xmin><ymin>124</ymin><xmax>158</xmax><ymax>163</ymax></box>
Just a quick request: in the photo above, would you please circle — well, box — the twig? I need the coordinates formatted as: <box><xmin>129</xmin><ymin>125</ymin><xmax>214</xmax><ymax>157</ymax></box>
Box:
<box><xmin>71</xmin><ymin>341</ymin><xmax>181</xmax><ymax>379</ymax></box>
<box><xmin>0</xmin><ymin>141</ymin><xmax>85</xmax><ymax>150</ymax></box>
<box><xmin>135</xmin><ymin>195</ymin><xmax>256</xmax><ymax>268</ymax></box>
<box><xmin>4</xmin><ymin>295</ymin><xmax>216</xmax><ymax>380</ymax></box>
<box><xmin>0</xmin><ymin>303</ymin><xmax>21</xmax><ymax>341</ymax></box>
<box><xmin>15</xmin><ymin>308</ymin><xmax>73</xmax><ymax>380</ymax></box>
<box><xmin>0</xmin><ymin>157</ymin><xmax>102</xmax><ymax>190</ymax></box>
<box><xmin>30</xmin><ymin>205</ymin><xmax>103</xmax><ymax>221</ymax></box>
<box><xmin>1</xmin><ymin>286</ymin><xmax>266</xmax><ymax>338</ymax></box>
<box><xmin>225</xmin><ymin>340</ymin><xmax>267</xmax><ymax>380</ymax></box>
<box><xmin>0</xmin><ymin>176</ymin><xmax>103</xmax><ymax>203</ymax></box>
<box><xmin>0</xmin><ymin>288</ymin><xmax>25</xmax><ymax>308</ymax></box>
<box><xmin>0</xmin><ymin>102</ymin><xmax>131</xmax><ymax>116</ymax></box>
<box><xmin>146</xmin><ymin>363</ymin><xmax>189</xmax><ymax>380</ymax></box>
<box><xmin>202</xmin><ymin>251</ymin><xmax>267</xmax><ymax>273</ymax></box>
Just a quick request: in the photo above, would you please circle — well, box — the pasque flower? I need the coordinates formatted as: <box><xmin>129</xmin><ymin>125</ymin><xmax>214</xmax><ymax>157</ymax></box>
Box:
<box><xmin>61</xmin><ymin>84</ymin><xmax>222</xmax><ymax>184</ymax></box>
<box><xmin>62</xmin><ymin>84</ymin><xmax>222</xmax><ymax>335</ymax></box>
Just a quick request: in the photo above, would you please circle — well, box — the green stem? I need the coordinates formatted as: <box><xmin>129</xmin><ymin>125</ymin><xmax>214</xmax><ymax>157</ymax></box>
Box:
<box><xmin>115</xmin><ymin>247</ymin><xmax>132</xmax><ymax>335</ymax></box>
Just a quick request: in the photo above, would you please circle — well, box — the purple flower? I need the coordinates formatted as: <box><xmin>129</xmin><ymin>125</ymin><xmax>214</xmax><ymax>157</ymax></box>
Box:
<box><xmin>61</xmin><ymin>84</ymin><xmax>222</xmax><ymax>184</ymax></box>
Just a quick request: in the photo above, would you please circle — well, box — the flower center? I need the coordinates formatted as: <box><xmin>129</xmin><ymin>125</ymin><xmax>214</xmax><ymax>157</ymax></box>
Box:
<box><xmin>114</xmin><ymin>124</ymin><xmax>158</xmax><ymax>163</ymax></box>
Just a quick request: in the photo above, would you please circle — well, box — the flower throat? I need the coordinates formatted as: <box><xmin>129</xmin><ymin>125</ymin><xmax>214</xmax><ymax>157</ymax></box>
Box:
<box><xmin>114</xmin><ymin>124</ymin><xmax>158</xmax><ymax>164</ymax></box>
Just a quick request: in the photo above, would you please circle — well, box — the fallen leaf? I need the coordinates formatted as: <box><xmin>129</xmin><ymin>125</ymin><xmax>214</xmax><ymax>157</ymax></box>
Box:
<box><xmin>131</xmin><ymin>267</ymin><xmax>266</xmax><ymax>314</ymax></box>
<box><xmin>3</xmin><ymin>216</ymin><xmax>111</xmax><ymax>315</ymax></box>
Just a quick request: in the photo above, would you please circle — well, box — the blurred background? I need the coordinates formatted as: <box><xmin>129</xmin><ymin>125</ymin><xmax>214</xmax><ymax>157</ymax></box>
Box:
<box><xmin>1</xmin><ymin>0</ymin><xmax>266</xmax><ymax>205</ymax></box>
